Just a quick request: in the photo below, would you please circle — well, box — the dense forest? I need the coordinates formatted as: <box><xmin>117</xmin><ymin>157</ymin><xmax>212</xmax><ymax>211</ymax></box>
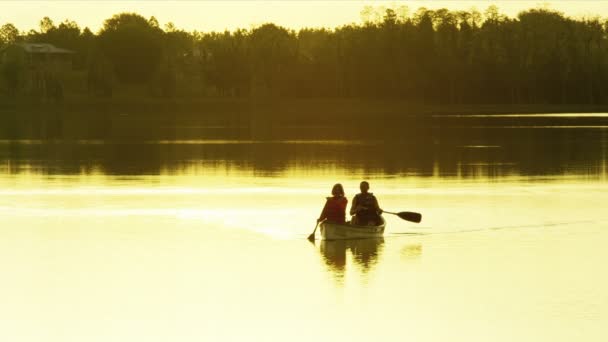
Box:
<box><xmin>1</xmin><ymin>5</ymin><xmax>608</xmax><ymax>105</ymax></box>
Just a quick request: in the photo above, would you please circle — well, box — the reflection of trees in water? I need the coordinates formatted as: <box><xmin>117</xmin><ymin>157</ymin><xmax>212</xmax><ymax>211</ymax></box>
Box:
<box><xmin>319</xmin><ymin>238</ymin><xmax>385</xmax><ymax>277</ymax></box>
<box><xmin>1</xmin><ymin>112</ymin><xmax>608</xmax><ymax>177</ymax></box>
<box><xmin>0</xmin><ymin>128</ymin><xmax>607</xmax><ymax>178</ymax></box>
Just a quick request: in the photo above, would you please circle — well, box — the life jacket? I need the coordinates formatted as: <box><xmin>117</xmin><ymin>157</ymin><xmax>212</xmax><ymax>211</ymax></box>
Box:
<box><xmin>321</xmin><ymin>196</ymin><xmax>347</xmax><ymax>223</ymax></box>
<box><xmin>354</xmin><ymin>192</ymin><xmax>378</xmax><ymax>219</ymax></box>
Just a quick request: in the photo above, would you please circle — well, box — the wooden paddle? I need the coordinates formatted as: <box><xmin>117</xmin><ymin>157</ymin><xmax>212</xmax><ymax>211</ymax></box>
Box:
<box><xmin>307</xmin><ymin>220</ymin><xmax>322</xmax><ymax>241</ymax></box>
<box><xmin>383</xmin><ymin>211</ymin><xmax>422</xmax><ymax>223</ymax></box>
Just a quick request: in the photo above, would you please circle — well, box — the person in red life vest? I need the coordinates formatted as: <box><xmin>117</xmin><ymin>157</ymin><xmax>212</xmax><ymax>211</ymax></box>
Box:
<box><xmin>317</xmin><ymin>183</ymin><xmax>348</xmax><ymax>224</ymax></box>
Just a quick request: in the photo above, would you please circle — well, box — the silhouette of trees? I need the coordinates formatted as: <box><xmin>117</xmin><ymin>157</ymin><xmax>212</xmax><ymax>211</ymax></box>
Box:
<box><xmin>248</xmin><ymin>24</ymin><xmax>297</xmax><ymax>97</ymax></box>
<box><xmin>198</xmin><ymin>30</ymin><xmax>250</xmax><ymax>96</ymax></box>
<box><xmin>98</xmin><ymin>13</ymin><xmax>164</xmax><ymax>84</ymax></box>
<box><xmin>1</xmin><ymin>44</ymin><xmax>26</xmax><ymax>95</ymax></box>
<box><xmin>2</xmin><ymin>6</ymin><xmax>608</xmax><ymax>105</ymax></box>
<box><xmin>0</xmin><ymin>23</ymin><xmax>20</xmax><ymax>46</ymax></box>
<box><xmin>29</xmin><ymin>17</ymin><xmax>92</xmax><ymax>69</ymax></box>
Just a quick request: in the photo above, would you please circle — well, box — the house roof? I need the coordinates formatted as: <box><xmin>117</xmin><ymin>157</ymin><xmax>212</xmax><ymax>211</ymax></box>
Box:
<box><xmin>17</xmin><ymin>43</ymin><xmax>74</xmax><ymax>54</ymax></box>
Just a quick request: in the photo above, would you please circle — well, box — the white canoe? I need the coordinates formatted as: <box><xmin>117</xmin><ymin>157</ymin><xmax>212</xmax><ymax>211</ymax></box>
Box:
<box><xmin>320</xmin><ymin>216</ymin><xmax>386</xmax><ymax>240</ymax></box>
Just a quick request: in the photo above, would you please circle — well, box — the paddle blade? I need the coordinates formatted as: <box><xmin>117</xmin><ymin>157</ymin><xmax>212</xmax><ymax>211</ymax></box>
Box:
<box><xmin>307</xmin><ymin>221</ymin><xmax>320</xmax><ymax>241</ymax></box>
<box><xmin>397</xmin><ymin>211</ymin><xmax>422</xmax><ymax>223</ymax></box>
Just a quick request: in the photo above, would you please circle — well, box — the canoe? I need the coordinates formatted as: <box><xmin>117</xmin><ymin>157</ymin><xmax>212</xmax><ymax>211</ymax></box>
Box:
<box><xmin>320</xmin><ymin>216</ymin><xmax>386</xmax><ymax>240</ymax></box>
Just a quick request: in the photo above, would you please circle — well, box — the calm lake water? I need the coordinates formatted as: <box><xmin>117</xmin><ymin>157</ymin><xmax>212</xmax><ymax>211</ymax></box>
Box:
<box><xmin>1</xmin><ymin>114</ymin><xmax>607</xmax><ymax>341</ymax></box>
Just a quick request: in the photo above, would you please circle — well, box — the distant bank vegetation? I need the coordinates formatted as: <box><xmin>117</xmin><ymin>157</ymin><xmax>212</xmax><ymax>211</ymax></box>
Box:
<box><xmin>1</xmin><ymin>5</ymin><xmax>608</xmax><ymax>105</ymax></box>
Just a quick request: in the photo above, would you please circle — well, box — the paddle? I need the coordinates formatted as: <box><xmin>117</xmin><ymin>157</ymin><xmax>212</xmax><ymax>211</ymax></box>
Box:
<box><xmin>383</xmin><ymin>211</ymin><xmax>422</xmax><ymax>223</ymax></box>
<box><xmin>307</xmin><ymin>220</ymin><xmax>322</xmax><ymax>241</ymax></box>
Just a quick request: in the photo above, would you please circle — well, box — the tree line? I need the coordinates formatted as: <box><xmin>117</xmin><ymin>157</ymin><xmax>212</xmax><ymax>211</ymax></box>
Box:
<box><xmin>1</xmin><ymin>5</ymin><xmax>608</xmax><ymax>104</ymax></box>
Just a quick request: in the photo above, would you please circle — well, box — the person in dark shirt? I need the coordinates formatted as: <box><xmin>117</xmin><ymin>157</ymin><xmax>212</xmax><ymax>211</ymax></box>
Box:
<box><xmin>318</xmin><ymin>183</ymin><xmax>348</xmax><ymax>224</ymax></box>
<box><xmin>350</xmin><ymin>181</ymin><xmax>382</xmax><ymax>225</ymax></box>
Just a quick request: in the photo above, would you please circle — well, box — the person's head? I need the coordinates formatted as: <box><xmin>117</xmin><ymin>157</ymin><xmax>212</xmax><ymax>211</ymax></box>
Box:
<box><xmin>331</xmin><ymin>183</ymin><xmax>345</xmax><ymax>197</ymax></box>
<box><xmin>360</xmin><ymin>181</ymin><xmax>370</xmax><ymax>193</ymax></box>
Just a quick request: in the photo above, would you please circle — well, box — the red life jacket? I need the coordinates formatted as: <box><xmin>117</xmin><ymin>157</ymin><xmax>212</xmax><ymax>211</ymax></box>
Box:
<box><xmin>320</xmin><ymin>196</ymin><xmax>347</xmax><ymax>223</ymax></box>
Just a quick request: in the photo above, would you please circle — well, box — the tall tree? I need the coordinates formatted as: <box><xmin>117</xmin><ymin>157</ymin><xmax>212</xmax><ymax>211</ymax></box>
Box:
<box><xmin>0</xmin><ymin>23</ymin><xmax>20</xmax><ymax>45</ymax></box>
<box><xmin>249</xmin><ymin>24</ymin><xmax>297</xmax><ymax>97</ymax></box>
<box><xmin>98</xmin><ymin>13</ymin><xmax>163</xmax><ymax>84</ymax></box>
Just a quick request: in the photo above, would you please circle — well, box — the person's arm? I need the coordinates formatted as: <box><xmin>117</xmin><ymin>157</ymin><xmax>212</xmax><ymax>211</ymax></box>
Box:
<box><xmin>349</xmin><ymin>196</ymin><xmax>358</xmax><ymax>216</ymax></box>
<box><xmin>318</xmin><ymin>198</ymin><xmax>329</xmax><ymax>222</ymax></box>
<box><xmin>373</xmin><ymin>196</ymin><xmax>383</xmax><ymax>214</ymax></box>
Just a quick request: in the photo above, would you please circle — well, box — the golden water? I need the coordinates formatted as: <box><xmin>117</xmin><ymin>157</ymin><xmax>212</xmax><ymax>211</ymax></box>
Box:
<box><xmin>1</xmin><ymin>127</ymin><xmax>607</xmax><ymax>341</ymax></box>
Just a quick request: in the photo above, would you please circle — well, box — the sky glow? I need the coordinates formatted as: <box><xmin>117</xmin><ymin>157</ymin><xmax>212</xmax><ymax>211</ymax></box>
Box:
<box><xmin>1</xmin><ymin>1</ymin><xmax>607</xmax><ymax>33</ymax></box>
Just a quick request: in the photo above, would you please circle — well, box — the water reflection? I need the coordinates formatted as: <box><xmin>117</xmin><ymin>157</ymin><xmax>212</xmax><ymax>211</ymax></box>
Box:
<box><xmin>318</xmin><ymin>238</ymin><xmax>385</xmax><ymax>278</ymax></box>
<box><xmin>400</xmin><ymin>244</ymin><xmax>423</xmax><ymax>260</ymax></box>
<box><xmin>0</xmin><ymin>129</ymin><xmax>607</xmax><ymax>178</ymax></box>
<box><xmin>2</xmin><ymin>111</ymin><xmax>608</xmax><ymax>178</ymax></box>
<box><xmin>2</xmin><ymin>112</ymin><xmax>608</xmax><ymax>342</ymax></box>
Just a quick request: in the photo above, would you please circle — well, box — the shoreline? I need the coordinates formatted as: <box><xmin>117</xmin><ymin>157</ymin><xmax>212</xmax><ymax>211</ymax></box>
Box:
<box><xmin>2</xmin><ymin>97</ymin><xmax>608</xmax><ymax>116</ymax></box>
<box><xmin>2</xmin><ymin>97</ymin><xmax>608</xmax><ymax>141</ymax></box>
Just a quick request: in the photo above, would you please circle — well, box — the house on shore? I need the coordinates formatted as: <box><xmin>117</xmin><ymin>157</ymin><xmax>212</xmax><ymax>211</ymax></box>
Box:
<box><xmin>0</xmin><ymin>43</ymin><xmax>74</xmax><ymax>99</ymax></box>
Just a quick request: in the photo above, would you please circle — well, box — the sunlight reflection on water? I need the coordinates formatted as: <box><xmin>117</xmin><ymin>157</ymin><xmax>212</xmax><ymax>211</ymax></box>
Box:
<box><xmin>0</xmin><ymin>129</ymin><xmax>607</xmax><ymax>342</ymax></box>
